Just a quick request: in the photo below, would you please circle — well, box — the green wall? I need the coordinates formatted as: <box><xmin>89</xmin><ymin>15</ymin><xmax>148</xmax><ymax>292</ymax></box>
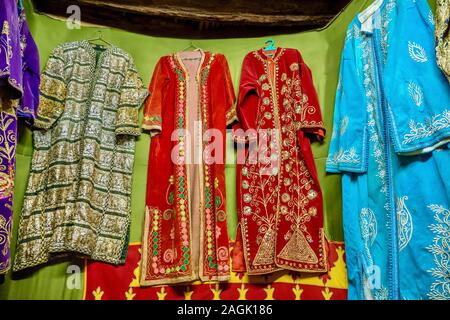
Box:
<box><xmin>0</xmin><ymin>0</ymin><xmax>436</xmax><ymax>299</ymax></box>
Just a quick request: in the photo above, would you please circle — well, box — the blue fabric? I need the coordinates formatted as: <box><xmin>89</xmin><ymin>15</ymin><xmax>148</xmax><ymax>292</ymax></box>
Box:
<box><xmin>327</xmin><ymin>0</ymin><xmax>450</xmax><ymax>300</ymax></box>
<box><xmin>384</xmin><ymin>0</ymin><xmax>450</xmax><ymax>154</ymax></box>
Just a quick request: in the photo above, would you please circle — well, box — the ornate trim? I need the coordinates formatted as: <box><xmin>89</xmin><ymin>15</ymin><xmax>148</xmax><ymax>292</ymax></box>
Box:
<box><xmin>407</xmin><ymin>81</ymin><xmax>424</xmax><ymax>107</ymax></box>
<box><xmin>326</xmin><ymin>147</ymin><xmax>361</xmax><ymax>166</ymax></box>
<box><xmin>403</xmin><ymin>109</ymin><xmax>450</xmax><ymax>145</ymax></box>
<box><xmin>396</xmin><ymin>196</ymin><xmax>413</xmax><ymax>252</ymax></box>
<box><xmin>426</xmin><ymin>204</ymin><xmax>450</xmax><ymax>300</ymax></box>
<box><xmin>408</xmin><ymin>41</ymin><xmax>428</xmax><ymax>63</ymax></box>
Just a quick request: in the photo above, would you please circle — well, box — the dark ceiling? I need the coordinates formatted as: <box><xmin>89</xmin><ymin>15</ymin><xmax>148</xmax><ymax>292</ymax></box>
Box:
<box><xmin>32</xmin><ymin>0</ymin><xmax>352</xmax><ymax>38</ymax></box>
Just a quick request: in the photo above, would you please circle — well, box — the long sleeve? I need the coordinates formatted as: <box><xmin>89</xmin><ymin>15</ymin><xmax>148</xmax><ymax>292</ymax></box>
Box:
<box><xmin>234</xmin><ymin>54</ymin><xmax>259</xmax><ymax>144</ymax></box>
<box><xmin>34</xmin><ymin>46</ymin><xmax>67</xmax><ymax>130</ymax></box>
<box><xmin>326</xmin><ymin>28</ymin><xmax>368</xmax><ymax>174</ymax></box>
<box><xmin>221</xmin><ymin>55</ymin><xmax>237</xmax><ymax>126</ymax></box>
<box><xmin>142</xmin><ymin>57</ymin><xmax>169</xmax><ymax>137</ymax></box>
<box><xmin>115</xmin><ymin>58</ymin><xmax>148</xmax><ymax>136</ymax></box>
<box><xmin>296</xmin><ymin>51</ymin><xmax>325</xmax><ymax>140</ymax></box>
<box><xmin>17</xmin><ymin>14</ymin><xmax>40</xmax><ymax>127</ymax></box>
<box><xmin>236</xmin><ymin>54</ymin><xmax>259</xmax><ymax>133</ymax></box>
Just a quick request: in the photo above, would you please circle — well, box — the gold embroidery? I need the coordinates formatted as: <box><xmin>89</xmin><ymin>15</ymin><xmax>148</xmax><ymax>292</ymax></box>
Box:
<box><xmin>0</xmin><ymin>21</ymin><xmax>12</xmax><ymax>77</ymax></box>
<box><xmin>253</xmin><ymin>228</ymin><xmax>276</xmax><ymax>266</ymax></box>
<box><xmin>277</xmin><ymin>227</ymin><xmax>319</xmax><ymax>263</ymax></box>
<box><xmin>14</xmin><ymin>42</ymin><xmax>144</xmax><ymax>272</ymax></box>
<box><xmin>239</xmin><ymin>49</ymin><xmax>326</xmax><ymax>274</ymax></box>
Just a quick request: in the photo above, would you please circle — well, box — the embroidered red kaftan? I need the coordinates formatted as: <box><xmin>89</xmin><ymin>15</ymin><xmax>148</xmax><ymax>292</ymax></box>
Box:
<box><xmin>232</xmin><ymin>48</ymin><xmax>328</xmax><ymax>275</ymax></box>
<box><xmin>140</xmin><ymin>50</ymin><xmax>236</xmax><ymax>285</ymax></box>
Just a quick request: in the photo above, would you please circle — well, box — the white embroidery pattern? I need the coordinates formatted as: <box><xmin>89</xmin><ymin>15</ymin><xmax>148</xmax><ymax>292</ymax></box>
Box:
<box><xmin>374</xmin><ymin>286</ymin><xmax>389</xmax><ymax>300</ymax></box>
<box><xmin>396</xmin><ymin>196</ymin><xmax>413</xmax><ymax>251</ymax></box>
<box><xmin>403</xmin><ymin>109</ymin><xmax>450</xmax><ymax>145</ymax></box>
<box><xmin>426</xmin><ymin>204</ymin><xmax>450</xmax><ymax>300</ymax></box>
<box><xmin>361</xmin><ymin>36</ymin><xmax>388</xmax><ymax>205</ymax></box>
<box><xmin>428</xmin><ymin>11</ymin><xmax>435</xmax><ymax>26</ymax></box>
<box><xmin>408</xmin><ymin>81</ymin><xmax>424</xmax><ymax>107</ymax></box>
<box><xmin>408</xmin><ymin>41</ymin><xmax>428</xmax><ymax>63</ymax></box>
<box><xmin>326</xmin><ymin>147</ymin><xmax>360</xmax><ymax>166</ymax></box>
<box><xmin>380</xmin><ymin>0</ymin><xmax>396</xmax><ymax>62</ymax></box>
<box><xmin>339</xmin><ymin>116</ymin><xmax>349</xmax><ymax>136</ymax></box>
<box><xmin>360</xmin><ymin>208</ymin><xmax>378</xmax><ymax>266</ymax></box>
<box><xmin>346</xmin><ymin>23</ymin><xmax>362</xmax><ymax>42</ymax></box>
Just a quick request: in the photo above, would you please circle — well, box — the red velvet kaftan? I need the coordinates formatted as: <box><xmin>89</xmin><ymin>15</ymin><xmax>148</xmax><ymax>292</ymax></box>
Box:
<box><xmin>140</xmin><ymin>50</ymin><xmax>236</xmax><ymax>285</ymax></box>
<box><xmin>232</xmin><ymin>48</ymin><xmax>328</xmax><ymax>275</ymax></box>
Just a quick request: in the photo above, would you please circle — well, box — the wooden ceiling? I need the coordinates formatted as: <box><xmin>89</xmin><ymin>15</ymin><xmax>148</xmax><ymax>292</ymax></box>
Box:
<box><xmin>32</xmin><ymin>0</ymin><xmax>352</xmax><ymax>38</ymax></box>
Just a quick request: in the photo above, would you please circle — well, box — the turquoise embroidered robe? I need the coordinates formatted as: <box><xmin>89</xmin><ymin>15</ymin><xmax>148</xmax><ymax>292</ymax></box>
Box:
<box><xmin>327</xmin><ymin>0</ymin><xmax>450</xmax><ymax>300</ymax></box>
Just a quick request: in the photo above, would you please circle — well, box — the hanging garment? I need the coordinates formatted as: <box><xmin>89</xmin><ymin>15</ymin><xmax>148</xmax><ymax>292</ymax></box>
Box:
<box><xmin>13</xmin><ymin>41</ymin><xmax>147</xmax><ymax>272</ymax></box>
<box><xmin>231</xmin><ymin>48</ymin><xmax>328</xmax><ymax>275</ymax></box>
<box><xmin>140</xmin><ymin>50</ymin><xmax>236</xmax><ymax>285</ymax></box>
<box><xmin>435</xmin><ymin>0</ymin><xmax>450</xmax><ymax>82</ymax></box>
<box><xmin>0</xmin><ymin>1</ymin><xmax>39</xmax><ymax>274</ymax></box>
<box><xmin>327</xmin><ymin>0</ymin><xmax>450</xmax><ymax>300</ymax></box>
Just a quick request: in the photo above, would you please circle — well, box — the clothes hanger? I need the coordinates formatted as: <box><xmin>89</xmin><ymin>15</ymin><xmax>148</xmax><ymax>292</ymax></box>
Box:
<box><xmin>180</xmin><ymin>42</ymin><xmax>203</xmax><ymax>60</ymax></box>
<box><xmin>181</xmin><ymin>41</ymin><xmax>202</xmax><ymax>52</ymax></box>
<box><xmin>262</xmin><ymin>39</ymin><xmax>277</xmax><ymax>57</ymax></box>
<box><xmin>358</xmin><ymin>0</ymin><xmax>385</xmax><ymax>33</ymax></box>
<box><xmin>87</xmin><ymin>30</ymin><xmax>112</xmax><ymax>48</ymax></box>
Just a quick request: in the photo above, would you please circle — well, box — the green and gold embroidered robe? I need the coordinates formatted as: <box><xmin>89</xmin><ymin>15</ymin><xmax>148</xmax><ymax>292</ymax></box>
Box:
<box><xmin>13</xmin><ymin>41</ymin><xmax>147</xmax><ymax>272</ymax></box>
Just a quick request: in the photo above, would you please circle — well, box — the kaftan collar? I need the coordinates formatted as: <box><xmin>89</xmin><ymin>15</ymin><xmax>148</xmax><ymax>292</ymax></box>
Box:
<box><xmin>255</xmin><ymin>47</ymin><xmax>284</xmax><ymax>63</ymax></box>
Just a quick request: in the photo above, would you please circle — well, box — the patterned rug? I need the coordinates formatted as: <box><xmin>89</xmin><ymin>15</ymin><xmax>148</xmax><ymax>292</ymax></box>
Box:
<box><xmin>84</xmin><ymin>241</ymin><xmax>347</xmax><ymax>300</ymax></box>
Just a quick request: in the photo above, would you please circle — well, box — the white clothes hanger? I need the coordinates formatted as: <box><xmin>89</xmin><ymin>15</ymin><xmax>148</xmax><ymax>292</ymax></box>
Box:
<box><xmin>358</xmin><ymin>0</ymin><xmax>385</xmax><ymax>33</ymax></box>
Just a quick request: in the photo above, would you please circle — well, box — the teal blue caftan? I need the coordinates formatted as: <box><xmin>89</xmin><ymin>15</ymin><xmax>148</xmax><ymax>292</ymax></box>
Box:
<box><xmin>327</xmin><ymin>0</ymin><xmax>450</xmax><ymax>300</ymax></box>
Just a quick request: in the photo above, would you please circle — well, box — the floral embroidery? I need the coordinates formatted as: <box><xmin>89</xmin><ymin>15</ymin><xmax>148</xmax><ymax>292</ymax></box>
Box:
<box><xmin>289</xmin><ymin>63</ymin><xmax>299</xmax><ymax>71</ymax></box>
<box><xmin>408</xmin><ymin>81</ymin><xmax>424</xmax><ymax>107</ymax></box>
<box><xmin>0</xmin><ymin>106</ymin><xmax>16</xmax><ymax>199</ymax></box>
<box><xmin>346</xmin><ymin>23</ymin><xmax>362</xmax><ymax>42</ymax></box>
<box><xmin>0</xmin><ymin>101</ymin><xmax>17</xmax><ymax>273</ymax></box>
<box><xmin>428</xmin><ymin>11</ymin><xmax>435</xmax><ymax>26</ymax></box>
<box><xmin>396</xmin><ymin>196</ymin><xmax>413</xmax><ymax>251</ymax></box>
<box><xmin>408</xmin><ymin>41</ymin><xmax>428</xmax><ymax>63</ymax></box>
<box><xmin>0</xmin><ymin>171</ymin><xmax>13</xmax><ymax>200</ymax></box>
<box><xmin>0</xmin><ymin>214</ymin><xmax>11</xmax><ymax>259</ymax></box>
<box><xmin>361</xmin><ymin>35</ymin><xmax>389</xmax><ymax>204</ymax></box>
<box><xmin>360</xmin><ymin>208</ymin><xmax>377</xmax><ymax>266</ymax></box>
<box><xmin>426</xmin><ymin>204</ymin><xmax>450</xmax><ymax>300</ymax></box>
<box><xmin>403</xmin><ymin>109</ymin><xmax>450</xmax><ymax>145</ymax></box>
<box><xmin>380</xmin><ymin>0</ymin><xmax>396</xmax><ymax>62</ymax></box>
<box><xmin>326</xmin><ymin>147</ymin><xmax>360</xmax><ymax>165</ymax></box>
<box><xmin>0</xmin><ymin>21</ymin><xmax>12</xmax><ymax>77</ymax></box>
<box><xmin>240</xmin><ymin>49</ymin><xmax>326</xmax><ymax>274</ymax></box>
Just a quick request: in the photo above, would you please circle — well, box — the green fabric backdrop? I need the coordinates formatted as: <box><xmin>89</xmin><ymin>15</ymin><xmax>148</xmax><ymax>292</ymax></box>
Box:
<box><xmin>0</xmin><ymin>0</ymin><xmax>436</xmax><ymax>299</ymax></box>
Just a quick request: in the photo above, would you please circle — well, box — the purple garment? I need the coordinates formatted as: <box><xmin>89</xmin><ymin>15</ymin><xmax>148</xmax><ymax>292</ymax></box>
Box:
<box><xmin>0</xmin><ymin>1</ymin><xmax>39</xmax><ymax>274</ymax></box>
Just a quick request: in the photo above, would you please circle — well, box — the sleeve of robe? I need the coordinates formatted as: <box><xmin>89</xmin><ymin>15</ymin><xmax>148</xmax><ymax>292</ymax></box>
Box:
<box><xmin>115</xmin><ymin>58</ymin><xmax>148</xmax><ymax>136</ymax></box>
<box><xmin>17</xmin><ymin>17</ymin><xmax>40</xmax><ymax>127</ymax></box>
<box><xmin>234</xmin><ymin>53</ymin><xmax>259</xmax><ymax>143</ymax></box>
<box><xmin>220</xmin><ymin>55</ymin><xmax>237</xmax><ymax>126</ymax></box>
<box><xmin>33</xmin><ymin>45</ymin><xmax>67</xmax><ymax>130</ymax></box>
<box><xmin>295</xmin><ymin>50</ymin><xmax>325</xmax><ymax>140</ymax></box>
<box><xmin>326</xmin><ymin>32</ymin><xmax>368</xmax><ymax>174</ymax></box>
<box><xmin>142</xmin><ymin>57</ymin><xmax>169</xmax><ymax>137</ymax></box>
